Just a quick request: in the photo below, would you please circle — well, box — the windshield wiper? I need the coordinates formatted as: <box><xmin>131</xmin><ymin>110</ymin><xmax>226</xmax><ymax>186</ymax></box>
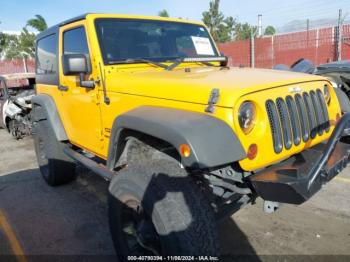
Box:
<box><xmin>166</xmin><ymin>56</ymin><xmax>228</xmax><ymax>71</ymax></box>
<box><xmin>108</xmin><ymin>58</ymin><xmax>168</xmax><ymax>69</ymax></box>
<box><xmin>166</xmin><ymin>59</ymin><xmax>213</xmax><ymax>71</ymax></box>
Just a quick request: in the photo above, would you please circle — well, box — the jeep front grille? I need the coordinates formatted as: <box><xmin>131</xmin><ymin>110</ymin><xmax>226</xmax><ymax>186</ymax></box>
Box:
<box><xmin>266</xmin><ymin>89</ymin><xmax>330</xmax><ymax>154</ymax></box>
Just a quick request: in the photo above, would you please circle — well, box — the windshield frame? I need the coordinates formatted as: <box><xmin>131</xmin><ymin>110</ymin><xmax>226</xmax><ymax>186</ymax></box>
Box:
<box><xmin>94</xmin><ymin>18</ymin><xmax>220</xmax><ymax>66</ymax></box>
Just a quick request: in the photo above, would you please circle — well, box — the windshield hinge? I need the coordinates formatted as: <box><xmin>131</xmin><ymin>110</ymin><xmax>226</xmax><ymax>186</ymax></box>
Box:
<box><xmin>98</xmin><ymin>62</ymin><xmax>110</xmax><ymax>105</ymax></box>
<box><xmin>205</xmin><ymin>88</ymin><xmax>220</xmax><ymax>113</ymax></box>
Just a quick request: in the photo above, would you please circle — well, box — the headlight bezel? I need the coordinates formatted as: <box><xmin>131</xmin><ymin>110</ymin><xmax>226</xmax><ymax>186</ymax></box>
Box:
<box><xmin>238</xmin><ymin>101</ymin><xmax>257</xmax><ymax>135</ymax></box>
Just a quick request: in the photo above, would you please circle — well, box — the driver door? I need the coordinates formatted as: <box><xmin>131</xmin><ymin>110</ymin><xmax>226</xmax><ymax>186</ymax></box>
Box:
<box><xmin>57</xmin><ymin>21</ymin><xmax>103</xmax><ymax>156</ymax></box>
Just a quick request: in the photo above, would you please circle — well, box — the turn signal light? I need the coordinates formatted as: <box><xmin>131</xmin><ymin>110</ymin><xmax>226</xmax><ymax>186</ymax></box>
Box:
<box><xmin>247</xmin><ymin>144</ymin><xmax>258</xmax><ymax>160</ymax></box>
<box><xmin>336</xmin><ymin>113</ymin><xmax>341</xmax><ymax>124</ymax></box>
<box><xmin>179</xmin><ymin>144</ymin><xmax>191</xmax><ymax>158</ymax></box>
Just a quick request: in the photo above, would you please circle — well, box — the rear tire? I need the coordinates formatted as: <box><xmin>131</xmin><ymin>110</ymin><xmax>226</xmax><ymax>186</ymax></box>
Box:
<box><xmin>33</xmin><ymin>119</ymin><xmax>76</xmax><ymax>186</ymax></box>
<box><xmin>108</xmin><ymin>142</ymin><xmax>218</xmax><ymax>261</ymax></box>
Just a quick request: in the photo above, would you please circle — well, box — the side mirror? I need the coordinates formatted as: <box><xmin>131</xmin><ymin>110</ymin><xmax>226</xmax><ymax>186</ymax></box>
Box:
<box><xmin>62</xmin><ymin>54</ymin><xmax>95</xmax><ymax>89</ymax></box>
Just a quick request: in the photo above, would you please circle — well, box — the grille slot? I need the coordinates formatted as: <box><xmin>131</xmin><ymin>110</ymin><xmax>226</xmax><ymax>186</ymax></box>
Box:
<box><xmin>310</xmin><ymin>90</ymin><xmax>324</xmax><ymax>135</ymax></box>
<box><xmin>303</xmin><ymin>92</ymin><xmax>318</xmax><ymax>139</ymax></box>
<box><xmin>266</xmin><ymin>100</ymin><xmax>283</xmax><ymax>154</ymax></box>
<box><xmin>276</xmin><ymin>98</ymin><xmax>293</xmax><ymax>150</ymax></box>
<box><xmin>266</xmin><ymin>89</ymin><xmax>330</xmax><ymax>154</ymax></box>
<box><xmin>316</xmin><ymin>89</ymin><xmax>330</xmax><ymax>132</ymax></box>
<box><xmin>295</xmin><ymin>94</ymin><xmax>310</xmax><ymax>142</ymax></box>
<box><xmin>286</xmin><ymin>96</ymin><xmax>301</xmax><ymax>146</ymax></box>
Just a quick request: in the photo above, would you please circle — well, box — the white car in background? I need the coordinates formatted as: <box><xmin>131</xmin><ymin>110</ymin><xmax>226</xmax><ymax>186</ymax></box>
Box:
<box><xmin>0</xmin><ymin>73</ymin><xmax>36</xmax><ymax>139</ymax></box>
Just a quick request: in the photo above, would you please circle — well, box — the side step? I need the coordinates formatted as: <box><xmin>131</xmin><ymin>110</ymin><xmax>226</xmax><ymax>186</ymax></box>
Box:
<box><xmin>63</xmin><ymin>146</ymin><xmax>115</xmax><ymax>181</ymax></box>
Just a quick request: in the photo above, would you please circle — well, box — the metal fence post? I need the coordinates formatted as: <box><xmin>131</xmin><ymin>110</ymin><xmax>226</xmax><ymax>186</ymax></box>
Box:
<box><xmin>271</xmin><ymin>35</ymin><xmax>274</xmax><ymax>68</ymax></box>
<box><xmin>22</xmin><ymin>58</ymin><xmax>28</xmax><ymax>73</ymax></box>
<box><xmin>251</xmin><ymin>30</ymin><xmax>255</xmax><ymax>68</ymax></box>
<box><xmin>337</xmin><ymin>9</ymin><xmax>343</xmax><ymax>61</ymax></box>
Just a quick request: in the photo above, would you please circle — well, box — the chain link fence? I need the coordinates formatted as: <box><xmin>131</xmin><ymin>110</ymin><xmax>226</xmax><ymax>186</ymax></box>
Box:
<box><xmin>0</xmin><ymin>59</ymin><xmax>35</xmax><ymax>75</ymax></box>
<box><xmin>219</xmin><ymin>24</ymin><xmax>350</xmax><ymax>69</ymax></box>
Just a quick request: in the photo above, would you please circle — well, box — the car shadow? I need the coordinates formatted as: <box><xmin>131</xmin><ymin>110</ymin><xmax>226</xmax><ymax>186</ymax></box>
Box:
<box><xmin>0</xmin><ymin>166</ymin><xmax>260</xmax><ymax>261</ymax></box>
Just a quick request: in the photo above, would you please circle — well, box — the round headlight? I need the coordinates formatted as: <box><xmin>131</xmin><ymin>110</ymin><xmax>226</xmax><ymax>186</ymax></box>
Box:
<box><xmin>238</xmin><ymin>102</ymin><xmax>256</xmax><ymax>134</ymax></box>
<box><xmin>324</xmin><ymin>85</ymin><xmax>331</xmax><ymax>104</ymax></box>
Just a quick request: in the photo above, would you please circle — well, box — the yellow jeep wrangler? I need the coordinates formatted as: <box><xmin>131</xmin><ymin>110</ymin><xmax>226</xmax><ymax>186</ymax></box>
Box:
<box><xmin>32</xmin><ymin>13</ymin><xmax>350</xmax><ymax>259</ymax></box>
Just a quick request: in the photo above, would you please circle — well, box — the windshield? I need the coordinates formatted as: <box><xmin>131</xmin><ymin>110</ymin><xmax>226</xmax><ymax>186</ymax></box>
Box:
<box><xmin>95</xmin><ymin>19</ymin><xmax>219</xmax><ymax>64</ymax></box>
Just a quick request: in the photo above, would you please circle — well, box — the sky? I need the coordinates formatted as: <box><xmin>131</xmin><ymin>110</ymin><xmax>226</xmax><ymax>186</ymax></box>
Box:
<box><xmin>0</xmin><ymin>0</ymin><xmax>349</xmax><ymax>32</ymax></box>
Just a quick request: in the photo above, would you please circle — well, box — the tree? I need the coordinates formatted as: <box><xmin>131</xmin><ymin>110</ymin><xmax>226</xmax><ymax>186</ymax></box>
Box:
<box><xmin>1</xmin><ymin>29</ymin><xmax>36</xmax><ymax>59</ymax></box>
<box><xmin>202</xmin><ymin>0</ymin><xmax>235</xmax><ymax>43</ymax></box>
<box><xmin>0</xmin><ymin>32</ymin><xmax>6</xmax><ymax>57</ymax></box>
<box><xmin>26</xmin><ymin>15</ymin><xmax>47</xmax><ymax>32</ymax></box>
<box><xmin>0</xmin><ymin>15</ymin><xmax>45</xmax><ymax>59</ymax></box>
<box><xmin>158</xmin><ymin>10</ymin><xmax>169</xmax><ymax>18</ymax></box>
<box><xmin>18</xmin><ymin>28</ymin><xmax>36</xmax><ymax>58</ymax></box>
<box><xmin>234</xmin><ymin>23</ymin><xmax>257</xmax><ymax>40</ymax></box>
<box><xmin>2</xmin><ymin>34</ymin><xmax>21</xmax><ymax>60</ymax></box>
<box><xmin>264</xmin><ymin>25</ymin><xmax>276</xmax><ymax>36</ymax></box>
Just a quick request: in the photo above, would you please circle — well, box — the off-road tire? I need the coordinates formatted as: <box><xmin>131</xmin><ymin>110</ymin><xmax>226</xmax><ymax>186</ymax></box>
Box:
<box><xmin>108</xmin><ymin>141</ymin><xmax>218</xmax><ymax>260</ymax></box>
<box><xmin>33</xmin><ymin>119</ymin><xmax>76</xmax><ymax>186</ymax></box>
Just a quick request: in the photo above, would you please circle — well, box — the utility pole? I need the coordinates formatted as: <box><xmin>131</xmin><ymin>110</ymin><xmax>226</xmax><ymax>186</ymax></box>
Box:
<box><xmin>337</xmin><ymin>9</ymin><xmax>343</xmax><ymax>61</ymax></box>
<box><xmin>251</xmin><ymin>14</ymin><xmax>262</xmax><ymax>68</ymax></box>
<box><xmin>258</xmin><ymin>14</ymin><xmax>263</xmax><ymax>37</ymax></box>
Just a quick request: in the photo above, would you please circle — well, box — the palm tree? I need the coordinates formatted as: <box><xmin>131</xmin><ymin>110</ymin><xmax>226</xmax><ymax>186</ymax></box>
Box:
<box><xmin>26</xmin><ymin>15</ymin><xmax>48</xmax><ymax>32</ymax></box>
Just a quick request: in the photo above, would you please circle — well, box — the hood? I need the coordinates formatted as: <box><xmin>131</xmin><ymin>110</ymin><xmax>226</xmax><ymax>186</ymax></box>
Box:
<box><xmin>105</xmin><ymin>66</ymin><xmax>327</xmax><ymax>108</ymax></box>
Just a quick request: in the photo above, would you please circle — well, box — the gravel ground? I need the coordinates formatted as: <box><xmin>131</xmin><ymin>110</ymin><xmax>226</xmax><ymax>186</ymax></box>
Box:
<box><xmin>0</xmin><ymin>129</ymin><xmax>349</xmax><ymax>261</ymax></box>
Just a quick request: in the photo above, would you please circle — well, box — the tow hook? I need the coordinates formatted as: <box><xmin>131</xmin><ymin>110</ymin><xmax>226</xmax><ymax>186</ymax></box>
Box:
<box><xmin>264</xmin><ymin>201</ymin><xmax>280</xmax><ymax>214</ymax></box>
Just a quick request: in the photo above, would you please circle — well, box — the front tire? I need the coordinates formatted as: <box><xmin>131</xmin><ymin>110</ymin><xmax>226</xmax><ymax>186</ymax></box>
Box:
<box><xmin>108</xmin><ymin>146</ymin><xmax>218</xmax><ymax>260</ymax></box>
<box><xmin>33</xmin><ymin>119</ymin><xmax>76</xmax><ymax>186</ymax></box>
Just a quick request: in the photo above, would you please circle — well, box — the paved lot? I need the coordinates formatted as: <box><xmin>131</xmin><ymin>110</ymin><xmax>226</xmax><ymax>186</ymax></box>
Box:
<box><xmin>0</xmin><ymin>128</ymin><xmax>350</xmax><ymax>260</ymax></box>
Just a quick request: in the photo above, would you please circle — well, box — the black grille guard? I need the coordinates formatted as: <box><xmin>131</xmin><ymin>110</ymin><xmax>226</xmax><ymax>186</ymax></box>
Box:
<box><xmin>248</xmin><ymin>112</ymin><xmax>350</xmax><ymax>205</ymax></box>
<box><xmin>307</xmin><ymin>112</ymin><xmax>350</xmax><ymax>189</ymax></box>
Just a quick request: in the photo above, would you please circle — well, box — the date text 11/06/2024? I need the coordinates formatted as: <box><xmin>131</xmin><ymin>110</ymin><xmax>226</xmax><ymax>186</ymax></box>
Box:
<box><xmin>127</xmin><ymin>256</ymin><xmax>219</xmax><ymax>261</ymax></box>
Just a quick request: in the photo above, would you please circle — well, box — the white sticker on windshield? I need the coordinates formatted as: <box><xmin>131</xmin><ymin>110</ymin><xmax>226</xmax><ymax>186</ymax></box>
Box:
<box><xmin>191</xmin><ymin>36</ymin><xmax>215</xmax><ymax>56</ymax></box>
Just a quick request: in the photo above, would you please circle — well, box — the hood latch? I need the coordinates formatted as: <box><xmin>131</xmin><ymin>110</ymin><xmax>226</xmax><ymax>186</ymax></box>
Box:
<box><xmin>205</xmin><ymin>88</ymin><xmax>220</xmax><ymax>113</ymax></box>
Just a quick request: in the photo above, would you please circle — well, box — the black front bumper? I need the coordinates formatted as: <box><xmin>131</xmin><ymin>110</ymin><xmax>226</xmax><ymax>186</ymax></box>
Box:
<box><xmin>248</xmin><ymin>113</ymin><xmax>350</xmax><ymax>205</ymax></box>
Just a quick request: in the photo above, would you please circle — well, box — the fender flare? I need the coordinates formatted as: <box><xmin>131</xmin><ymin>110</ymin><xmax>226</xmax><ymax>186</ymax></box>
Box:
<box><xmin>31</xmin><ymin>94</ymin><xmax>68</xmax><ymax>141</ymax></box>
<box><xmin>107</xmin><ymin>106</ymin><xmax>247</xmax><ymax>169</ymax></box>
<box><xmin>334</xmin><ymin>88</ymin><xmax>350</xmax><ymax>113</ymax></box>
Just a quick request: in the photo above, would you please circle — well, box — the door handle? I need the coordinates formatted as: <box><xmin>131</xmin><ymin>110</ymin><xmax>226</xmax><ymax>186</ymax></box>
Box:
<box><xmin>58</xmin><ymin>85</ymin><xmax>69</xmax><ymax>91</ymax></box>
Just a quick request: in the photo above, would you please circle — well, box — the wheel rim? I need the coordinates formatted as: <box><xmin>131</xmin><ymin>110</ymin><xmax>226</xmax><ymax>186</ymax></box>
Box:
<box><xmin>120</xmin><ymin>197</ymin><xmax>161</xmax><ymax>255</ymax></box>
